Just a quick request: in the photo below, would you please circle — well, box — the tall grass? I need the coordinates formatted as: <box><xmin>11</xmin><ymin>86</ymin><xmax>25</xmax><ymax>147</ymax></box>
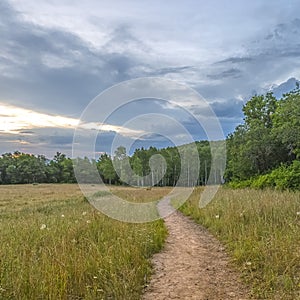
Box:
<box><xmin>180</xmin><ymin>187</ymin><xmax>300</xmax><ymax>299</ymax></box>
<box><xmin>0</xmin><ymin>184</ymin><xmax>167</xmax><ymax>299</ymax></box>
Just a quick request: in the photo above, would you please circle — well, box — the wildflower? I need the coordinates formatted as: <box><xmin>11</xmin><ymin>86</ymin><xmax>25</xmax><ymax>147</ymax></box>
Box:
<box><xmin>82</xmin><ymin>211</ymin><xmax>87</xmax><ymax>216</ymax></box>
<box><xmin>215</xmin><ymin>214</ymin><xmax>220</xmax><ymax>219</ymax></box>
<box><xmin>297</xmin><ymin>211</ymin><xmax>300</xmax><ymax>216</ymax></box>
<box><xmin>40</xmin><ymin>224</ymin><xmax>47</xmax><ymax>230</ymax></box>
<box><xmin>93</xmin><ymin>276</ymin><xmax>98</xmax><ymax>279</ymax></box>
<box><xmin>61</xmin><ymin>214</ymin><xmax>65</xmax><ymax>218</ymax></box>
<box><xmin>245</xmin><ymin>261</ymin><xmax>252</xmax><ymax>266</ymax></box>
<box><xmin>86</xmin><ymin>220</ymin><xmax>91</xmax><ymax>224</ymax></box>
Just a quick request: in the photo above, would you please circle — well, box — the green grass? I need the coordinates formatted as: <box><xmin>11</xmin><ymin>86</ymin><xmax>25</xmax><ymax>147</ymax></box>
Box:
<box><xmin>0</xmin><ymin>184</ymin><xmax>167</xmax><ymax>299</ymax></box>
<box><xmin>179</xmin><ymin>187</ymin><xmax>300</xmax><ymax>299</ymax></box>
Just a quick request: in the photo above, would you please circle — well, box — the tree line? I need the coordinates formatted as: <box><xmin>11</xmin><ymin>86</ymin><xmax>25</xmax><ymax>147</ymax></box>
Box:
<box><xmin>97</xmin><ymin>141</ymin><xmax>224</xmax><ymax>187</ymax></box>
<box><xmin>0</xmin><ymin>86</ymin><xmax>299</xmax><ymax>189</ymax></box>
<box><xmin>225</xmin><ymin>86</ymin><xmax>300</xmax><ymax>190</ymax></box>
<box><xmin>0</xmin><ymin>152</ymin><xmax>76</xmax><ymax>184</ymax></box>
<box><xmin>0</xmin><ymin>141</ymin><xmax>224</xmax><ymax>186</ymax></box>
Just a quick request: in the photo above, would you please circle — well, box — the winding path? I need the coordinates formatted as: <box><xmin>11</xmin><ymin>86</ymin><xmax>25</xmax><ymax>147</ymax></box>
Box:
<box><xmin>143</xmin><ymin>207</ymin><xmax>251</xmax><ymax>300</ymax></box>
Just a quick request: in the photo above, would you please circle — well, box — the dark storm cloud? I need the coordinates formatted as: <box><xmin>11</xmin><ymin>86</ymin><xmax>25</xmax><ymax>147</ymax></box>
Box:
<box><xmin>2</xmin><ymin>0</ymin><xmax>300</xmax><ymax>121</ymax></box>
<box><xmin>0</xmin><ymin>1</ymin><xmax>146</xmax><ymax>115</ymax></box>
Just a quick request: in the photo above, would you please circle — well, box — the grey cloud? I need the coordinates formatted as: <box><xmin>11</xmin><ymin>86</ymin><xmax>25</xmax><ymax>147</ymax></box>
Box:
<box><xmin>271</xmin><ymin>77</ymin><xmax>300</xmax><ymax>99</ymax></box>
<box><xmin>0</xmin><ymin>2</ymin><xmax>148</xmax><ymax>115</ymax></box>
<box><xmin>216</xmin><ymin>57</ymin><xmax>253</xmax><ymax>64</ymax></box>
<box><xmin>212</xmin><ymin>18</ymin><xmax>300</xmax><ymax>85</ymax></box>
<box><xmin>48</xmin><ymin>135</ymin><xmax>73</xmax><ymax>145</ymax></box>
<box><xmin>249</xmin><ymin>18</ymin><xmax>300</xmax><ymax>59</ymax></box>
<box><xmin>19</xmin><ymin>130</ymin><xmax>35</xmax><ymax>135</ymax></box>
<box><xmin>264</xmin><ymin>18</ymin><xmax>300</xmax><ymax>42</ymax></box>
<box><xmin>211</xmin><ymin>99</ymin><xmax>244</xmax><ymax>119</ymax></box>
<box><xmin>280</xmin><ymin>48</ymin><xmax>300</xmax><ymax>58</ymax></box>
<box><xmin>207</xmin><ymin>68</ymin><xmax>243</xmax><ymax>80</ymax></box>
<box><xmin>102</xmin><ymin>24</ymin><xmax>151</xmax><ymax>54</ymax></box>
<box><xmin>1</xmin><ymin>0</ymin><xmax>300</xmax><ymax>157</ymax></box>
<box><xmin>200</xmin><ymin>17</ymin><xmax>300</xmax><ymax>108</ymax></box>
<box><xmin>147</xmin><ymin>66</ymin><xmax>194</xmax><ymax>76</ymax></box>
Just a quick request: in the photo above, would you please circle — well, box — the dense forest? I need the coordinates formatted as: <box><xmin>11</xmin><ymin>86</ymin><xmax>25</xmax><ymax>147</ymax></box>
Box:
<box><xmin>0</xmin><ymin>141</ymin><xmax>218</xmax><ymax>186</ymax></box>
<box><xmin>0</xmin><ymin>88</ymin><xmax>299</xmax><ymax>189</ymax></box>
<box><xmin>226</xmin><ymin>86</ymin><xmax>300</xmax><ymax>190</ymax></box>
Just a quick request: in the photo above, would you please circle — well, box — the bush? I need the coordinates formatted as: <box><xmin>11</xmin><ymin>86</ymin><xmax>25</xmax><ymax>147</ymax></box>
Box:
<box><xmin>228</xmin><ymin>160</ymin><xmax>300</xmax><ymax>191</ymax></box>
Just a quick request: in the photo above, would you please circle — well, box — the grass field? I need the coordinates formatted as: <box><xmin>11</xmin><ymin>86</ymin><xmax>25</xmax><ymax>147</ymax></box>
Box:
<box><xmin>2</xmin><ymin>184</ymin><xmax>299</xmax><ymax>299</ymax></box>
<box><xmin>0</xmin><ymin>184</ymin><xmax>169</xmax><ymax>299</ymax></box>
<box><xmin>180</xmin><ymin>187</ymin><xmax>300</xmax><ymax>299</ymax></box>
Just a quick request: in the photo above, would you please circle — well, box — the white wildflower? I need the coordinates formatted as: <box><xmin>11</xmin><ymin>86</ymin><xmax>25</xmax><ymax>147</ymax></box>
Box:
<box><xmin>82</xmin><ymin>211</ymin><xmax>87</xmax><ymax>216</ymax></box>
<box><xmin>245</xmin><ymin>261</ymin><xmax>252</xmax><ymax>266</ymax></box>
<box><xmin>40</xmin><ymin>224</ymin><xmax>47</xmax><ymax>230</ymax></box>
<box><xmin>297</xmin><ymin>211</ymin><xmax>300</xmax><ymax>216</ymax></box>
<box><xmin>215</xmin><ymin>214</ymin><xmax>220</xmax><ymax>219</ymax></box>
<box><xmin>86</xmin><ymin>220</ymin><xmax>91</xmax><ymax>224</ymax></box>
<box><xmin>61</xmin><ymin>214</ymin><xmax>65</xmax><ymax>218</ymax></box>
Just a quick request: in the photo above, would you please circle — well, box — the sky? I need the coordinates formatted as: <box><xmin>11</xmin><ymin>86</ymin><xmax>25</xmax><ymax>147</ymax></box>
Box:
<box><xmin>1</xmin><ymin>0</ymin><xmax>300</xmax><ymax>157</ymax></box>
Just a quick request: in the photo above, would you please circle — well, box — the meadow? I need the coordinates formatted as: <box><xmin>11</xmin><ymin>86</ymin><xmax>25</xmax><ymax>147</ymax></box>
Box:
<box><xmin>1</xmin><ymin>184</ymin><xmax>299</xmax><ymax>299</ymax></box>
<box><xmin>180</xmin><ymin>187</ymin><xmax>300</xmax><ymax>299</ymax></box>
<box><xmin>0</xmin><ymin>184</ymin><xmax>169</xmax><ymax>299</ymax></box>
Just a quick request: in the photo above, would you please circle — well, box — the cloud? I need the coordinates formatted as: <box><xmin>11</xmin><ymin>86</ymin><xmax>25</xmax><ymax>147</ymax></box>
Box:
<box><xmin>0</xmin><ymin>2</ymin><xmax>149</xmax><ymax>116</ymax></box>
<box><xmin>1</xmin><ymin>0</ymin><xmax>300</xmax><ymax>155</ymax></box>
<box><xmin>146</xmin><ymin>66</ymin><xmax>194</xmax><ymax>76</ymax></box>
<box><xmin>210</xmin><ymin>99</ymin><xmax>244</xmax><ymax>119</ymax></box>
<box><xmin>207</xmin><ymin>68</ymin><xmax>243</xmax><ymax>80</ymax></box>
<box><xmin>0</xmin><ymin>102</ymin><xmax>79</xmax><ymax>134</ymax></box>
<box><xmin>0</xmin><ymin>102</ymin><xmax>145</xmax><ymax>155</ymax></box>
<box><xmin>216</xmin><ymin>57</ymin><xmax>253</xmax><ymax>64</ymax></box>
<box><xmin>48</xmin><ymin>135</ymin><xmax>74</xmax><ymax>146</ymax></box>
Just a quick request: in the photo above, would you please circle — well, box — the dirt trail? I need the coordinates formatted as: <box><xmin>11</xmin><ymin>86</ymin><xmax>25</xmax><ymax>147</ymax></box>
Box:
<box><xmin>143</xmin><ymin>205</ymin><xmax>251</xmax><ymax>300</ymax></box>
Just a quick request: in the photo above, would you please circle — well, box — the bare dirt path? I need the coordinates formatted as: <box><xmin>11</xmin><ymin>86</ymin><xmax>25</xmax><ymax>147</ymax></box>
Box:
<box><xmin>142</xmin><ymin>206</ymin><xmax>251</xmax><ymax>300</ymax></box>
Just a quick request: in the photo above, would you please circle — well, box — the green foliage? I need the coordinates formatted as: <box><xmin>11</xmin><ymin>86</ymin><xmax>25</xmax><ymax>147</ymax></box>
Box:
<box><xmin>226</xmin><ymin>86</ymin><xmax>300</xmax><ymax>188</ymax></box>
<box><xmin>229</xmin><ymin>160</ymin><xmax>300</xmax><ymax>190</ymax></box>
<box><xmin>96</xmin><ymin>142</ymin><xmax>222</xmax><ymax>187</ymax></box>
<box><xmin>97</xmin><ymin>153</ymin><xmax>117</xmax><ymax>184</ymax></box>
<box><xmin>0</xmin><ymin>141</ymin><xmax>221</xmax><ymax>186</ymax></box>
<box><xmin>0</xmin><ymin>151</ymin><xmax>77</xmax><ymax>184</ymax></box>
<box><xmin>47</xmin><ymin>152</ymin><xmax>76</xmax><ymax>183</ymax></box>
<box><xmin>272</xmin><ymin>88</ymin><xmax>300</xmax><ymax>158</ymax></box>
